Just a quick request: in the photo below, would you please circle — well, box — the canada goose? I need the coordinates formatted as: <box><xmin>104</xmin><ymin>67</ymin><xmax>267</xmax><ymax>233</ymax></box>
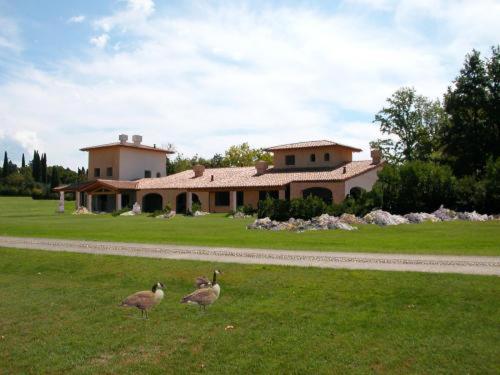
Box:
<box><xmin>120</xmin><ymin>282</ymin><xmax>165</xmax><ymax>318</ymax></box>
<box><xmin>195</xmin><ymin>276</ymin><xmax>212</xmax><ymax>288</ymax></box>
<box><xmin>181</xmin><ymin>270</ymin><xmax>222</xmax><ymax>311</ymax></box>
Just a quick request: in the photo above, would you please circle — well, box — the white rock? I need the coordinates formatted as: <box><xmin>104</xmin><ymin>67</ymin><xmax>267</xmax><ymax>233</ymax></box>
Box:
<box><xmin>132</xmin><ymin>202</ymin><xmax>141</xmax><ymax>215</ymax></box>
<box><xmin>363</xmin><ymin>210</ymin><xmax>409</xmax><ymax>226</ymax></box>
<box><xmin>404</xmin><ymin>212</ymin><xmax>440</xmax><ymax>223</ymax></box>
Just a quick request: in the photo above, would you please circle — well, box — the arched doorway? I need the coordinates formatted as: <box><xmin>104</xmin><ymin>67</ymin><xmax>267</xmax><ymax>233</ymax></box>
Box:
<box><xmin>142</xmin><ymin>193</ymin><xmax>163</xmax><ymax>212</ymax></box>
<box><xmin>349</xmin><ymin>186</ymin><xmax>366</xmax><ymax>200</ymax></box>
<box><xmin>176</xmin><ymin>193</ymin><xmax>201</xmax><ymax>213</ymax></box>
<box><xmin>302</xmin><ymin>187</ymin><xmax>333</xmax><ymax>205</ymax></box>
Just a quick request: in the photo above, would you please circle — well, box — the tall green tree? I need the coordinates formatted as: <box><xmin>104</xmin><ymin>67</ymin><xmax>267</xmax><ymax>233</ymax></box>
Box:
<box><xmin>32</xmin><ymin>150</ymin><xmax>41</xmax><ymax>182</ymax></box>
<box><xmin>441</xmin><ymin>48</ymin><xmax>499</xmax><ymax>176</ymax></box>
<box><xmin>21</xmin><ymin>153</ymin><xmax>26</xmax><ymax>168</ymax></box>
<box><xmin>2</xmin><ymin>151</ymin><xmax>8</xmax><ymax>178</ymax></box>
<box><xmin>41</xmin><ymin>153</ymin><xmax>47</xmax><ymax>183</ymax></box>
<box><xmin>371</xmin><ymin>87</ymin><xmax>444</xmax><ymax>163</ymax></box>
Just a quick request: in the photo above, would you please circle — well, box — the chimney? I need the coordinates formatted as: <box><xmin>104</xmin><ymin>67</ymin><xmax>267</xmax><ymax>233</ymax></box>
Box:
<box><xmin>371</xmin><ymin>149</ymin><xmax>382</xmax><ymax>164</ymax></box>
<box><xmin>118</xmin><ymin>134</ymin><xmax>128</xmax><ymax>144</ymax></box>
<box><xmin>342</xmin><ymin>166</ymin><xmax>347</xmax><ymax>174</ymax></box>
<box><xmin>255</xmin><ymin>160</ymin><xmax>269</xmax><ymax>175</ymax></box>
<box><xmin>193</xmin><ymin>164</ymin><xmax>205</xmax><ymax>178</ymax></box>
<box><xmin>210</xmin><ymin>175</ymin><xmax>214</xmax><ymax>181</ymax></box>
<box><xmin>132</xmin><ymin>135</ymin><xmax>142</xmax><ymax>145</ymax></box>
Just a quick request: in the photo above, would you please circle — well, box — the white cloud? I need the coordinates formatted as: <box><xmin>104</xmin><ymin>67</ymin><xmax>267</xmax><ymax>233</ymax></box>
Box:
<box><xmin>89</xmin><ymin>33</ymin><xmax>109</xmax><ymax>48</ymax></box>
<box><xmin>68</xmin><ymin>15</ymin><xmax>86</xmax><ymax>24</ymax></box>
<box><xmin>0</xmin><ymin>1</ymin><xmax>498</xmax><ymax>168</ymax></box>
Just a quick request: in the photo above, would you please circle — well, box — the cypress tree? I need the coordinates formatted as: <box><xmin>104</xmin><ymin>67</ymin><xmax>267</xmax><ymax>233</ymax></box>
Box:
<box><xmin>41</xmin><ymin>153</ymin><xmax>47</xmax><ymax>183</ymax></box>
<box><xmin>21</xmin><ymin>153</ymin><xmax>26</xmax><ymax>168</ymax></box>
<box><xmin>2</xmin><ymin>151</ymin><xmax>8</xmax><ymax>178</ymax></box>
<box><xmin>32</xmin><ymin>150</ymin><xmax>41</xmax><ymax>182</ymax></box>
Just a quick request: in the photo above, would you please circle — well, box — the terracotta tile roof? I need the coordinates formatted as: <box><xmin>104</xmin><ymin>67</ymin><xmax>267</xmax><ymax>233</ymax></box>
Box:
<box><xmin>54</xmin><ymin>179</ymin><xmax>138</xmax><ymax>192</ymax></box>
<box><xmin>264</xmin><ymin>140</ymin><xmax>362</xmax><ymax>152</ymax></box>
<box><xmin>136</xmin><ymin>160</ymin><xmax>380</xmax><ymax>190</ymax></box>
<box><xmin>80</xmin><ymin>142</ymin><xmax>174</xmax><ymax>154</ymax></box>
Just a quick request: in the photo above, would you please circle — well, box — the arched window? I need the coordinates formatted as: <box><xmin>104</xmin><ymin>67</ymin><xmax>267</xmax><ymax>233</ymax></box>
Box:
<box><xmin>310</xmin><ymin>153</ymin><xmax>316</xmax><ymax>162</ymax></box>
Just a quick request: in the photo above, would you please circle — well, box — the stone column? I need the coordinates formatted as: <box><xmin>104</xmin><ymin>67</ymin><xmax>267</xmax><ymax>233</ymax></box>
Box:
<box><xmin>75</xmin><ymin>191</ymin><xmax>81</xmax><ymax>208</ymax></box>
<box><xmin>279</xmin><ymin>190</ymin><xmax>286</xmax><ymax>200</ymax></box>
<box><xmin>230</xmin><ymin>190</ymin><xmax>237</xmax><ymax>212</ymax></box>
<box><xmin>186</xmin><ymin>191</ymin><xmax>193</xmax><ymax>213</ymax></box>
<box><xmin>58</xmin><ymin>191</ymin><xmax>65</xmax><ymax>213</ymax></box>
<box><xmin>87</xmin><ymin>193</ymin><xmax>92</xmax><ymax>212</ymax></box>
<box><xmin>116</xmin><ymin>193</ymin><xmax>122</xmax><ymax>211</ymax></box>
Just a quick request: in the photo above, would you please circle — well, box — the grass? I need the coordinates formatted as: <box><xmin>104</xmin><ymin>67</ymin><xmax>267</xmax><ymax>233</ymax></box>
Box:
<box><xmin>0</xmin><ymin>247</ymin><xmax>498</xmax><ymax>374</ymax></box>
<box><xmin>0</xmin><ymin>196</ymin><xmax>499</xmax><ymax>256</ymax></box>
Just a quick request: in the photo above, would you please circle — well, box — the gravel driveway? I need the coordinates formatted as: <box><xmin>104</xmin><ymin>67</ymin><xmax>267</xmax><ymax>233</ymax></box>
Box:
<box><xmin>1</xmin><ymin>235</ymin><xmax>499</xmax><ymax>276</ymax></box>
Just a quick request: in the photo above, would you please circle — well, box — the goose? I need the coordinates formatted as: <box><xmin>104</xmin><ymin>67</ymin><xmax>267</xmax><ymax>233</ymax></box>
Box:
<box><xmin>181</xmin><ymin>270</ymin><xmax>221</xmax><ymax>311</ymax></box>
<box><xmin>195</xmin><ymin>276</ymin><xmax>212</xmax><ymax>288</ymax></box>
<box><xmin>120</xmin><ymin>282</ymin><xmax>165</xmax><ymax>318</ymax></box>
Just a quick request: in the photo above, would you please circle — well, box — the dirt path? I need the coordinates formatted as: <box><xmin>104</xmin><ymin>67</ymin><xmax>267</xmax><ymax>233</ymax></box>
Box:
<box><xmin>1</xmin><ymin>236</ymin><xmax>499</xmax><ymax>276</ymax></box>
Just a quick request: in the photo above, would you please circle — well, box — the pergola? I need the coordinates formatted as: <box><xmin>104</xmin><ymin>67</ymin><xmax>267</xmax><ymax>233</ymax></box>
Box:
<box><xmin>53</xmin><ymin>179</ymin><xmax>138</xmax><ymax>213</ymax></box>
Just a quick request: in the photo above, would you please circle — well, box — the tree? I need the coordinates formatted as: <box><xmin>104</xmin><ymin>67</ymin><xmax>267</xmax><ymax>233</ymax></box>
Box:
<box><xmin>32</xmin><ymin>150</ymin><xmax>41</xmax><ymax>182</ymax></box>
<box><xmin>41</xmin><ymin>153</ymin><xmax>47</xmax><ymax>183</ymax></box>
<box><xmin>223</xmin><ymin>143</ymin><xmax>273</xmax><ymax>167</ymax></box>
<box><xmin>50</xmin><ymin>167</ymin><xmax>60</xmax><ymax>189</ymax></box>
<box><xmin>2</xmin><ymin>151</ymin><xmax>8</xmax><ymax>178</ymax></box>
<box><xmin>441</xmin><ymin>48</ymin><xmax>499</xmax><ymax>176</ymax></box>
<box><xmin>21</xmin><ymin>153</ymin><xmax>26</xmax><ymax>168</ymax></box>
<box><xmin>372</xmin><ymin>87</ymin><xmax>444</xmax><ymax>163</ymax></box>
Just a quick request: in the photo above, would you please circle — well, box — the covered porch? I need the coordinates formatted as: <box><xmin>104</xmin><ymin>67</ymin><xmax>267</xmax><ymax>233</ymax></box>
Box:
<box><xmin>53</xmin><ymin>180</ymin><xmax>137</xmax><ymax>213</ymax></box>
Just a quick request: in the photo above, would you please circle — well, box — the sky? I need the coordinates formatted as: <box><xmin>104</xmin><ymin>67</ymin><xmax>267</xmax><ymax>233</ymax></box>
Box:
<box><xmin>0</xmin><ymin>0</ymin><xmax>499</xmax><ymax>169</ymax></box>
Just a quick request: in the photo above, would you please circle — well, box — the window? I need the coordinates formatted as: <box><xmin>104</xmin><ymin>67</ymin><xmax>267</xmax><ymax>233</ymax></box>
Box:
<box><xmin>144</xmin><ymin>170</ymin><xmax>152</xmax><ymax>178</ymax></box>
<box><xmin>94</xmin><ymin>168</ymin><xmax>100</xmax><ymax>178</ymax></box>
<box><xmin>285</xmin><ymin>155</ymin><xmax>295</xmax><ymax>166</ymax></box>
<box><xmin>156</xmin><ymin>172</ymin><xmax>161</xmax><ymax>178</ymax></box>
<box><xmin>215</xmin><ymin>192</ymin><xmax>230</xmax><ymax>206</ymax></box>
<box><xmin>106</xmin><ymin>167</ymin><xmax>113</xmax><ymax>177</ymax></box>
<box><xmin>324</xmin><ymin>153</ymin><xmax>330</xmax><ymax>161</ymax></box>
<box><xmin>310</xmin><ymin>153</ymin><xmax>316</xmax><ymax>162</ymax></box>
<box><xmin>237</xmin><ymin>191</ymin><xmax>244</xmax><ymax>207</ymax></box>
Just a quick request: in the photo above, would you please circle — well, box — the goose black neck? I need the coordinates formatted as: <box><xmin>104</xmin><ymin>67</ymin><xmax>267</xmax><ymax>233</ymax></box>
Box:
<box><xmin>212</xmin><ymin>271</ymin><xmax>218</xmax><ymax>286</ymax></box>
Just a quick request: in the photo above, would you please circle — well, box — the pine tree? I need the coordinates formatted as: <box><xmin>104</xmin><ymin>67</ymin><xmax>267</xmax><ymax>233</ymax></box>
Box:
<box><xmin>21</xmin><ymin>153</ymin><xmax>26</xmax><ymax>168</ymax></box>
<box><xmin>50</xmin><ymin>167</ymin><xmax>60</xmax><ymax>189</ymax></box>
<box><xmin>2</xmin><ymin>151</ymin><xmax>8</xmax><ymax>178</ymax></box>
<box><xmin>41</xmin><ymin>153</ymin><xmax>47</xmax><ymax>183</ymax></box>
<box><xmin>441</xmin><ymin>48</ymin><xmax>498</xmax><ymax>176</ymax></box>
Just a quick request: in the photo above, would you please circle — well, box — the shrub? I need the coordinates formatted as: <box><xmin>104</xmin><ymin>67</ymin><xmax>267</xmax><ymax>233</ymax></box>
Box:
<box><xmin>238</xmin><ymin>204</ymin><xmax>257</xmax><ymax>215</ymax></box>
<box><xmin>257</xmin><ymin>196</ymin><xmax>276</xmax><ymax>219</ymax></box>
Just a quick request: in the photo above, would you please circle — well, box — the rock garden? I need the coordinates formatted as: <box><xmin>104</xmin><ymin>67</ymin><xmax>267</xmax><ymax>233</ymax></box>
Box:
<box><xmin>248</xmin><ymin>206</ymin><xmax>496</xmax><ymax>232</ymax></box>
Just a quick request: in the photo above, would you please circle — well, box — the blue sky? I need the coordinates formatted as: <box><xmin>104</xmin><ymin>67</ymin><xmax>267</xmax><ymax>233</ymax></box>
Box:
<box><xmin>0</xmin><ymin>0</ymin><xmax>499</xmax><ymax>168</ymax></box>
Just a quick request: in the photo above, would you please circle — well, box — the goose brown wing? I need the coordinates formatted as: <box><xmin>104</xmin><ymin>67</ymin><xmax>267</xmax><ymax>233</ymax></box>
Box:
<box><xmin>122</xmin><ymin>291</ymin><xmax>155</xmax><ymax>309</ymax></box>
<box><xmin>182</xmin><ymin>288</ymin><xmax>216</xmax><ymax>305</ymax></box>
<box><xmin>195</xmin><ymin>276</ymin><xmax>211</xmax><ymax>288</ymax></box>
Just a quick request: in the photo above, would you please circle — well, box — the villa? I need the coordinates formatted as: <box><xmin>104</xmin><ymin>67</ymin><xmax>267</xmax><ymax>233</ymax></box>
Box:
<box><xmin>55</xmin><ymin>134</ymin><xmax>383</xmax><ymax>213</ymax></box>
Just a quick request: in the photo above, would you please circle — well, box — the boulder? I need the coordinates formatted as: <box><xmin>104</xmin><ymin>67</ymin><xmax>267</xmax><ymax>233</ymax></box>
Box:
<box><xmin>193</xmin><ymin>210</ymin><xmax>209</xmax><ymax>216</ymax></box>
<box><xmin>457</xmin><ymin>211</ymin><xmax>489</xmax><ymax>221</ymax></box>
<box><xmin>339</xmin><ymin>213</ymin><xmax>366</xmax><ymax>225</ymax></box>
<box><xmin>132</xmin><ymin>202</ymin><xmax>141</xmax><ymax>215</ymax></box>
<box><xmin>247</xmin><ymin>214</ymin><xmax>357</xmax><ymax>231</ymax></box>
<box><xmin>404</xmin><ymin>212</ymin><xmax>440</xmax><ymax>223</ymax></box>
<box><xmin>432</xmin><ymin>205</ymin><xmax>457</xmax><ymax>221</ymax></box>
<box><xmin>363</xmin><ymin>210</ymin><xmax>409</xmax><ymax>226</ymax></box>
<box><xmin>72</xmin><ymin>206</ymin><xmax>92</xmax><ymax>215</ymax></box>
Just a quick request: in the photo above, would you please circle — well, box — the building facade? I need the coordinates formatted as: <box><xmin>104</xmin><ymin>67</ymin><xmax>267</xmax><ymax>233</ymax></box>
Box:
<box><xmin>55</xmin><ymin>136</ymin><xmax>383</xmax><ymax>213</ymax></box>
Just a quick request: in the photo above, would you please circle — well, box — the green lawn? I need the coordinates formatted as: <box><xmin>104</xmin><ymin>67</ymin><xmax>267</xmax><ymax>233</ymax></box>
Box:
<box><xmin>0</xmin><ymin>197</ymin><xmax>499</xmax><ymax>256</ymax></box>
<box><xmin>0</xmin><ymin>247</ymin><xmax>498</xmax><ymax>374</ymax></box>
